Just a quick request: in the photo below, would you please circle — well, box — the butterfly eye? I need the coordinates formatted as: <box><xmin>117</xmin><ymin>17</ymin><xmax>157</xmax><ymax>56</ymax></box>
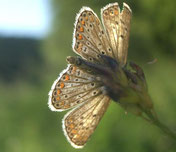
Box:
<box><xmin>76</xmin><ymin>58</ymin><xmax>82</xmax><ymax>65</ymax></box>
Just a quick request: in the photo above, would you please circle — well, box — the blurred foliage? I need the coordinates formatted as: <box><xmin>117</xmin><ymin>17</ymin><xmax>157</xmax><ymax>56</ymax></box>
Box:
<box><xmin>0</xmin><ymin>37</ymin><xmax>43</xmax><ymax>83</ymax></box>
<box><xmin>1</xmin><ymin>0</ymin><xmax>176</xmax><ymax>152</ymax></box>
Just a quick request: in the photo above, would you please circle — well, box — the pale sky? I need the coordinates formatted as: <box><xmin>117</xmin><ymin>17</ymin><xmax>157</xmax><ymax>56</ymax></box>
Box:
<box><xmin>0</xmin><ymin>0</ymin><xmax>51</xmax><ymax>38</ymax></box>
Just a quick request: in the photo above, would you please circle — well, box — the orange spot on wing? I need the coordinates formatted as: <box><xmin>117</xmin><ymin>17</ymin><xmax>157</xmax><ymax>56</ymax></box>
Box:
<box><xmin>114</xmin><ymin>10</ymin><xmax>118</xmax><ymax>15</ymax></box>
<box><xmin>81</xmin><ymin>20</ymin><xmax>85</xmax><ymax>25</ymax></box>
<box><xmin>78</xmin><ymin>34</ymin><xmax>83</xmax><ymax>40</ymax></box>
<box><xmin>85</xmin><ymin>16</ymin><xmax>88</xmax><ymax>21</ymax></box>
<box><xmin>70</xmin><ymin>124</ymin><xmax>74</xmax><ymax>129</ymax></box>
<box><xmin>64</xmin><ymin>75</ymin><xmax>70</xmax><ymax>81</ymax></box>
<box><xmin>79</xmin><ymin>27</ymin><xmax>84</xmax><ymax>32</ymax></box>
<box><xmin>56</xmin><ymin>96</ymin><xmax>60</xmax><ymax>101</ymax></box>
<box><xmin>60</xmin><ymin>82</ymin><xmax>65</xmax><ymax>88</ymax></box>
<box><xmin>71</xmin><ymin>129</ymin><xmax>77</xmax><ymax>134</ymax></box>
<box><xmin>57</xmin><ymin>89</ymin><xmax>61</xmax><ymax>94</ymax></box>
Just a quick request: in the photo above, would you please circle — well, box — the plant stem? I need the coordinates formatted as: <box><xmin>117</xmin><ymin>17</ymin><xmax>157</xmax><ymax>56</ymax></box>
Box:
<box><xmin>144</xmin><ymin>109</ymin><xmax>176</xmax><ymax>141</ymax></box>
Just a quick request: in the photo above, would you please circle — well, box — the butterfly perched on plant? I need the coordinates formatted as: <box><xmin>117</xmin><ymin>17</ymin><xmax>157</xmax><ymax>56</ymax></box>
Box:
<box><xmin>48</xmin><ymin>2</ymin><xmax>134</xmax><ymax>148</ymax></box>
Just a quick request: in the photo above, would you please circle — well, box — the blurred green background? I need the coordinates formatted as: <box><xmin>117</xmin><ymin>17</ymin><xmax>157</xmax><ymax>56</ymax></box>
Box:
<box><xmin>1</xmin><ymin>0</ymin><xmax>176</xmax><ymax>152</ymax></box>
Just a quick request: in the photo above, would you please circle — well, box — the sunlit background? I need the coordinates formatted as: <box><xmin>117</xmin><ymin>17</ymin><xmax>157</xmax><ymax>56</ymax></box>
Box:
<box><xmin>1</xmin><ymin>0</ymin><xmax>176</xmax><ymax>152</ymax></box>
<box><xmin>0</xmin><ymin>0</ymin><xmax>51</xmax><ymax>38</ymax></box>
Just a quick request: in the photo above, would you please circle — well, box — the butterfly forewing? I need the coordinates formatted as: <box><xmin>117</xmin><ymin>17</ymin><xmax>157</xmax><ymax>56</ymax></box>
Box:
<box><xmin>101</xmin><ymin>3</ymin><xmax>132</xmax><ymax>66</ymax></box>
<box><xmin>63</xmin><ymin>94</ymin><xmax>110</xmax><ymax>148</ymax></box>
<box><xmin>48</xmin><ymin>65</ymin><xmax>104</xmax><ymax>111</ymax></box>
<box><xmin>73</xmin><ymin>7</ymin><xmax>115</xmax><ymax>63</ymax></box>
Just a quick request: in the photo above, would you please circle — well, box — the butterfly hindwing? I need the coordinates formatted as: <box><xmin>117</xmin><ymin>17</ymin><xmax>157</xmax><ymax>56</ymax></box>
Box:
<box><xmin>63</xmin><ymin>94</ymin><xmax>110</xmax><ymax>148</ymax></box>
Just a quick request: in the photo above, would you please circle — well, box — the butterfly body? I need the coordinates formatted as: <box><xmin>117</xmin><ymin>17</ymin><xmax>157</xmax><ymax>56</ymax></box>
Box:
<box><xmin>67</xmin><ymin>55</ymin><xmax>128</xmax><ymax>101</ymax></box>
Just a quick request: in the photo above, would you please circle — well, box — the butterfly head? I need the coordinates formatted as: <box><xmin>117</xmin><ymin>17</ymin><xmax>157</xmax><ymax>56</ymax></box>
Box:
<box><xmin>66</xmin><ymin>56</ymin><xmax>82</xmax><ymax>65</ymax></box>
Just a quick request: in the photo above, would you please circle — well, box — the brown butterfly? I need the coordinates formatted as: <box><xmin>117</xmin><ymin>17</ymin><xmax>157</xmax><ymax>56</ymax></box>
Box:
<box><xmin>48</xmin><ymin>2</ymin><xmax>132</xmax><ymax>148</ymax></box>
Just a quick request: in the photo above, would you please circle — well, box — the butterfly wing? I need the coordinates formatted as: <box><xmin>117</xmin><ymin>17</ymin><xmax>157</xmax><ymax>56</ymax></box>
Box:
<box><xmin>48</xmin><ymin>64</ymin><xmax>105</xmax><ymax>111</ymax></box>
<box><xmin>63</xmin><ymin>94</ymin><xmax>110</xmax><ymax>148</ymax></box>
<box><xmin>101</xmin><ymin>2</ymin><xmax>132</xmax><ymax>66</ymax></box>
<box><xmin>72</xmin><ymin>7</ymin><xmax>115</xmax><ymax>63</ymax></box>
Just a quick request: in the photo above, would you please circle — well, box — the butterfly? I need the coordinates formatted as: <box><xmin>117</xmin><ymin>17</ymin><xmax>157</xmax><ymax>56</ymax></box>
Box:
<box><xmin>48</xmin><ymin>2</ymin><xmax>132</xmax><ymax>148</ymax></box>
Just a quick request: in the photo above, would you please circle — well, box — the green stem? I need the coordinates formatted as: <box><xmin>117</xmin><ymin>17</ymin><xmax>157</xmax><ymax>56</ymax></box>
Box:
<box><xmin>144</xmin><ymin>109</ymin><xmax>176</xmax><ymax>141</ymax></box>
